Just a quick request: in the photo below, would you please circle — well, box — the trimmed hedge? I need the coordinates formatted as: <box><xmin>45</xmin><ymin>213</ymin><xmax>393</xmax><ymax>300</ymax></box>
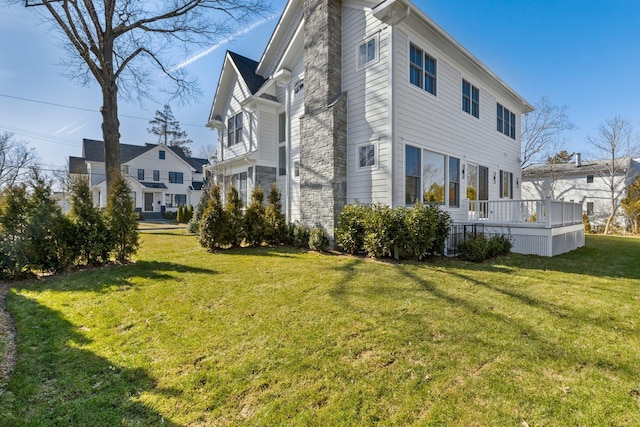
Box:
<box><xmin>457</xmin><ymin>234</ymin><xmax>512</xmax><ymax>262</ymax></box>
<box><xmin>336</xmin><ymin>202</ymin><xmax>452</xmax><ymax>259</ymax></box>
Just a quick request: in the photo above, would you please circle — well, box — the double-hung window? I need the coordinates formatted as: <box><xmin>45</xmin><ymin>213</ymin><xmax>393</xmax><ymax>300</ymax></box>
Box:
<box><xmin>409</xmin><ymin>44</ymin><xmax>436</xmax><ymax>95</ymax></box>
<box><xmin>169</xmin><ymin>171</ymin><xmax>184</xmax><ymax>184</ymax></box>
<box><xmin>462</xmin><ymin>80</ymin><xmax>479</xmax><ymax>118</ymax></box>
<box><xmin>497</xmin><ymin>103</ymin><xmax>516</xmax><ymax>139</ymax></box>
<box><xmin>227</xmin><ymin>112</ymin><xmax>243</xmax><ymax>147</ymax></box>
<box><xmin>153</xmin><ymin>170</ymin><xmax>160</xmax><ymax>181</ymax></box>
<box><xmin>358</xmin><ymin>35</ymin><xmax>378</xmax><ymax>68</ymax></box>
<box><xmin>137</xmin><ymin>168</ymin><xmax>144</xmax><ymax>180</ymax></box>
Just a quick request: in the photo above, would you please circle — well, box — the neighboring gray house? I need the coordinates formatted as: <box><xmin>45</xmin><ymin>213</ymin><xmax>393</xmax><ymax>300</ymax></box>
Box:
<box><xmin>522</xmin><ymin>154</ymin><xmax>640</xmax><ymax>231</ymax></box>
<box><xmin>69</xmin><ymin>138</ymin><xmax>208</xmax><ymax>213</ymax></box>
<box><xmin>206</xmin><ymin>0</ymin><xmax>584</xmax><ymax>255</ymax></box>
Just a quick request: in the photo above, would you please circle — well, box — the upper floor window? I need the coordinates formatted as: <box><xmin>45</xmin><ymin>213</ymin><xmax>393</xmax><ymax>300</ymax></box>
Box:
<box><xmin>462</xmin><ymin>79</ymin><xmax>479</xmax><ymax>118</ymax></box>
<box><xmin>294</xmin><ymin>79</ymin><xmax>304</xmax><ymax>95</ymax></box>
<box><xmin>358</xmin><ymin>35</ymin><xmax>378</xmax><ymax>68</ymax></box>
<box><xmin>153</xmin><ymin>170</ymin><xmax>160</xmax><ymax>181</ymax></box>
<box><xmin>169</xmin><ymin>171</ymin><xmax>184</xmax><ymax>184</ymax></box>
<box><xmin>409</xmin><ymin>44</ymin><xmax>436</xmax><ymax>95</ymax></box>
<box><xmin>497</xmin><ymin>103</ymin><xmax>516</xmax><ymax>139</ymax></box>
<box><xmin>159</xmin><ymin>150</ymin><xmax>165</xmax><ymax>159</ymax></box>
<box><xmin>137</xmin><ymin>168</ymin><xmax>144</xmax><ymax>180</ymax></box>
<box><xmin>227</xmin><ymin>112</ymin><xmax>243</xmax><ymax>147</ymax></box>
<box><xmin>586</xmin><ymin>174</ymin><xmax>594</xmax><ymax>183</ymax></box>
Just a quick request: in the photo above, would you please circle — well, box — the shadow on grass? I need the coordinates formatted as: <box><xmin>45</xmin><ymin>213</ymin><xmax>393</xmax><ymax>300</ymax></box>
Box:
<box><xmin>0</xmin><ymin>293</ymin><xmax>179</xmax><ymax>426</ymax></box>
<box><xmin>32</xmin><ymin>260</ymin><xmax>217</xmax><ymax>293</ymax></box>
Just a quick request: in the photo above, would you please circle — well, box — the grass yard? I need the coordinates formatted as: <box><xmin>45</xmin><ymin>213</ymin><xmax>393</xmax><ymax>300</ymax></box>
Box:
<box><xmin>1</xmin><ymin>231</ymin><xmax>639</xmax><ymax>425</ymax></box>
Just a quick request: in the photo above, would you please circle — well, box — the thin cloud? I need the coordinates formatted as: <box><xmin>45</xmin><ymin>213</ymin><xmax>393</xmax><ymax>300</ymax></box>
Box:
<box><xmin>173</xmin><ymin>15</ymin><xmax>277</xmax><ymax>71</ymax></box>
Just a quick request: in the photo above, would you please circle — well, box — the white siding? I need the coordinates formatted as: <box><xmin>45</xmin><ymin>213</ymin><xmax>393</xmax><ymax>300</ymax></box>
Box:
<box><xmin>343</xmin><ymin>6</ymin><xmax>391</xmax><ymax>205</ymax></box>
<box><xmin>219</xmin><ymin>74</ymin><xmax>254</xmax><ymax>161</ymax></box>
<box><xmin>391</xmin><ymin>25</ymin><xmax>523</xmax><ymax>222</ymax></box>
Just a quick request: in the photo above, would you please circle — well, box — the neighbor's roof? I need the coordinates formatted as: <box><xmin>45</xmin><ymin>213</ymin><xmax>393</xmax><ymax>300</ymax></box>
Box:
<box><xmin>522</xmin><ymin>157</ymin><xmax>635</xmax><ymax>179</ymax></box>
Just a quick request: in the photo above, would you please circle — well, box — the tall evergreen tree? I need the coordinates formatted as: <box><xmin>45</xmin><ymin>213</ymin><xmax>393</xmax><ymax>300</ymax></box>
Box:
<box><xmin>105</xmin><ymin>176</ymin><xmax>139</xmax><ymax>263</ymax></box>
<box><xmin>148</xmin><ymin>104</ymin><xmax>193</xmax><ymax>156</ymax></box>
<box><xmin>69</xmin><ymin>177</ymin><xmax>110</xmax><ymax>265</ymax></box>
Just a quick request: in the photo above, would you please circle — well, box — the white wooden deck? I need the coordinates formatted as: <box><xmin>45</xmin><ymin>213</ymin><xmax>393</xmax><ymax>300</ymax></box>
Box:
<box><xmin>457</xmin><ymin>198</ymin><xmax>585</xmax><ymax>257</ymax></box>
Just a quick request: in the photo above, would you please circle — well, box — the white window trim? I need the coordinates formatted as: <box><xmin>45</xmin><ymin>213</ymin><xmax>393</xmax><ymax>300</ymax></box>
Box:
<box><xmin>356</xmin><ymin>141</ymin><xmax>378</xmax><ymax>171</ymax></box>
<box><xmin>357</xmin><ymin>33</ymin><xmax>380</xmax><ymax>70</ymax></box>
<box><xmin>406</xmin><ymin>39</ymin><xmax>438</xmax><ymax>98</ymax></box>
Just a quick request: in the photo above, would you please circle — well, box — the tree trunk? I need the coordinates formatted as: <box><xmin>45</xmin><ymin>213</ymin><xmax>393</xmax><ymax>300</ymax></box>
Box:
<box><xmin>101</xmin><ymin>81</ymin><xmax>121</xmax><ymax>194</ymax></box>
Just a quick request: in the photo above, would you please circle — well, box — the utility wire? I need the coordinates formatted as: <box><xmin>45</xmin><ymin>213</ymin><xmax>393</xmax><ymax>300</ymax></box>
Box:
<box><xmin>0</xmin><ymin>93</ymin><xmax>207</xmax><ymax>128</ymax></box>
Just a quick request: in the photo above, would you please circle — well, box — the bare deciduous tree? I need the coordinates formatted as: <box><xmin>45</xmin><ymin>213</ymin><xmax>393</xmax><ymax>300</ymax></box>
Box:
<box><xmin>521</xmin><ymin>97</ymin><xmax>575</xmax><ymax>168</ymax></box>
<box><xmin>15</xmin><ymin>0</ymin><xmax>267</xmax><ymax>192</ymax></box>
<box><xmin>587</xmin><ymin>116</ymin><xmax>639</xmax><ymax>235</ymax></box>
<box><xmin>0</xmin><ymin>131</ymin><xmax>39</xmax><ymax>192</ymax></box>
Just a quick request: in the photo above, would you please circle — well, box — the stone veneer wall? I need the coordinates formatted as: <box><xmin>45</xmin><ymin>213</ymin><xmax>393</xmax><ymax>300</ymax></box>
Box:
<box><xmin>300</xmin><ymin>0</ymin><xmax>347</xmax><ymax>241</ymax></box>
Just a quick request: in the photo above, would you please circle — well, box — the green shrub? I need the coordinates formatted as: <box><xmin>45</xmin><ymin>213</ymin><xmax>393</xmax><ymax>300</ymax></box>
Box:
<box><xmin>24</xmin><ymin>177</ymin><xmax>77</xmax><ymax>273</ymax></box>
<box><xmin>308</xmin><ymin>227</ymin><xmax>329</xmax><ymax>251</ymax></box>
<box><xmin>189</xmin><ymin>188</ymin><xmax>211</xmax><ymax>235</ymax></box>
<box><xmin>583</xmin><ymin>213</ymin><xmax>592</xmax><ymax>234</ymax></box>
<box><xmin>402</xmin><ymin>202</ymin><xmax>437</xmax><ymax>259</ymax></box>
<box><xmin>264</xmin><ymin>183</ymin><xmax>286</xmax><ymax>245</ymax></box>
<box><xmin>457</xmin><ymin>235</ymin><xmax>489</xmax><ymax>262</ymax></box>
<box><xmin>336</xmin><ymin>203</ymin><xmax>367</xmax><ymax>254</ymax></box>
<box><xmin>198</xmin><ymin>185</ymin><xmax>226</xmax><ymax>251</ymax></box>
<box><xmin>224</xmin><ymin>186</ymin><xmax>244</xmax><ymax>247</ymax></box>
<box><xmin>432</xmin><ymin>206</ymin><xmax>452</xmax><ymax>255</ymax></box>
<box><xmin>486</xmin><ymin>234</ymin><xmax>512</xmax><ymax>258</ymax></box>
<box><xmin>105</xmin><ymin>175</ymin><xmax>139</xmax><ymax>263</ymax></box>
<box><xmin>163</xmin><ymin>211</ymin><xmax>177</xmax><ymax>220</ymax></box>
<box><xmin>184</xmin><ymin>205</ymin><xmax>193</xmax><ymax>223</ymax></box>
<box><xmin>69</xmin><ymin>176</ymin><xmax>110</xmax><ymax>266</ymax></box>
<box><xmin>244</xmin><ymin>187</ymin><xmax>266</xmax><ymax>247</ymax></box>
<box><xmin>0</xmin><ymin>184</ymin><xmax>31</xmax><ymax>279</ymax></box>
<box><xmin>176</xmin><ymin>204</ymin><xmax>184</xmax><ymax>223</ymax></box>
<box><xmin>293</xmin><ymin>223</ymin><xmax>310</xmax><ymax>248</ymax></box>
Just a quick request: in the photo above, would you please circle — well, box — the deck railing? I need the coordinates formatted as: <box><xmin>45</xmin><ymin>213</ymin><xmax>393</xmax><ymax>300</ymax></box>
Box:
<box><xmin>466</xmin><ymin>197</ymin><xmax>582</xmax><ymax>227</ymax></box>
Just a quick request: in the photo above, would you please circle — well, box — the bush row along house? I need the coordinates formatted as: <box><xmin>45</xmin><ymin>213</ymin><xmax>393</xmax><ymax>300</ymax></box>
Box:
<box><xmin>206</xmin><ymin>0</ymin><xmax>584</xmax><ymax>256</ymax></box>
<box><xmin>521</xmin><ymin>154</ymin><xmax>640</xmax><ymax>231</ymax></box>
<box><xmin>69</xmin><ymin>138</ymin><xmax>209</xmax><ymax>214</ymax></box>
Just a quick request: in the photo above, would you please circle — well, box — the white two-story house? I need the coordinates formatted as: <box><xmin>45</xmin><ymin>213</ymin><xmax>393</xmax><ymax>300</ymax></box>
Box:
<box><xmin>206</xmin><ymin>0</ymin><xmax>584</xmax><ymax>255</ymax></box>
<box><xmin>69</xmin><ymin>138</ymin><xmax>208</xmax><ymax>214</ymax></box>
<box><xmin>522</xmin><ymin>154</ymin><xmax>640</xmax><ymax>231</ymax></box>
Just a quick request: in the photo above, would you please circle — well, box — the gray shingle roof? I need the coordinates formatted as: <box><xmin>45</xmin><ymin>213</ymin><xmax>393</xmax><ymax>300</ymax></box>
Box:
<box><xmin>228</xmin><ymin>51</ymin><xmax>266</xmax><ymax>95</ymax></box>
<box><xmin>522</xmin><ymin>157</ymin><xmax>634</xmax><ymax>179</ymax></box>
<box><xmin>69</xmin><ymin>156</ymin><xmax>87</xmax><ymax>174</ymax></box>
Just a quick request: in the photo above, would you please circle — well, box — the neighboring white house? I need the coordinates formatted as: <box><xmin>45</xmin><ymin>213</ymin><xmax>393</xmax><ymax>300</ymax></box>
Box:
<box><xmin>206</xmin><ymin>0</ymin><xmax>584</xmax><ymax>255</ymax></box>
<box><xmin>69</xmin><ymin>138</ymin><xmax>208</xmax><ymax>214</ymax></box>
<box><xmin>522</xmin><ymin>154</ymin><xmax>640</xmax><ymax>231</ymax></box>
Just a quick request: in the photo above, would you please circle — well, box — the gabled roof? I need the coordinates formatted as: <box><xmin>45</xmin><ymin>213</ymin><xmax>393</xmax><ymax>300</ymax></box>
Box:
<box><xmin>209</xmin><ymin>51</ymin><xmax>270</xmax><ymax>123</ymax></box>
<box><xmin>72</xmin><ymin>139</ymin><xmax>209</xmax><ymax>173</ymax></box>
<box><xmin>228</xmin><ymin>51</ymin><xmax>266</xmax><ymax>95</ymax></box>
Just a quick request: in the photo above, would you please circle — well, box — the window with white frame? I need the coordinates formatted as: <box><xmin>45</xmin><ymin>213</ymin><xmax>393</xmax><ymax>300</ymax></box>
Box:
<box><xmin>358</xmin><ymin>35</ymin><xmax>378</xmax><ymax>68</ymax></box>
<box><xmin>358</xmin><ymin>143</ymin><xmax>376</xmax><ymax>168</ymax></box>
<box><xmin>137</xmin><ymin>168</ymin><xmax>144</xmax><ymax>180</ymax></box>
<box><xmin>462</xmin><ymin>79</ymin><xmax>479</xmax><ymax>118</ymax></box>
<box><xmin>586</xmin><ymin>174</ymin><xmax>594</xmax><ymax>183</ymax></box>
<box><xmin>586</xmin><ymin>201</ymin><xmax>594</xmax><ymax>216</ymax></box>
<box><xmin>294</xmin><ymin>79</ymin><xmax>304</xmax><ymax>95</ymax></box>
<box><xmin>234</xmin><ymin>172</ymin><xmax>247</xmax><ymax>206</ymax></box>
<box><xmin>406</xmin><ymin>146</ymin><xmax>460</xmax><ymax>207</ymax></box>
<box><xmin>500</xmin><ymin>170</ymin><xmax>513</xmax><ymax>199</ymax></box>
<box><xmin>497</xmin><ymin>103</ymin><xmax>516</xmax><ymax>139</ymax></box>
<box><xmin>153</xmin><ymin>170</ymin><xmax>160</xmax><ymax>181</ymax></box>
<box><xmin>169</xmin><ymin>171</ymin><xmax>184</xmax><ymax>184</ymax></box>
<box><xmin>227</xmin><ymin>112</ymin><xmax>243</xmax><ymax>147</ymax></box>
<box><xmin>409</xmin><ymin>43</ymin><xmax>436</xmax><ymax>95</ymax></box>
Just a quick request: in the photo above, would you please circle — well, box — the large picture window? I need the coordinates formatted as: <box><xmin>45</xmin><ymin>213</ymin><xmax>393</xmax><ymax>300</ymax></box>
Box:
<box><xmin>422</xmin><ymin>150</ymin><xmax>445</xmax><ymax>204</ymax></box>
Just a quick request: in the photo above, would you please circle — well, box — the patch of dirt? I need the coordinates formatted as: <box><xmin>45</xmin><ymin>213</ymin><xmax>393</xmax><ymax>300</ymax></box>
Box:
<box><xmin>0</xmin><ymin>282</ymin><xmax>17</xmax><ymax>394</ymax></box>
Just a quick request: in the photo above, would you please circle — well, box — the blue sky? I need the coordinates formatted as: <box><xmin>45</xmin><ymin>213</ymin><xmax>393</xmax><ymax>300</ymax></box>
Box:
<box><xmin>1</xmin><ymin>0</ymin><xmax>639</xmax><ymax>172</ymax></box>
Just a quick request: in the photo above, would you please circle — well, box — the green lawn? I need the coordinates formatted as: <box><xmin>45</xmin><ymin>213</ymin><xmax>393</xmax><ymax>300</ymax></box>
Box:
<box><xmin>1</xmin><ymin>232</ymin><xmax>639</xmax><ymax>426</ymax></box>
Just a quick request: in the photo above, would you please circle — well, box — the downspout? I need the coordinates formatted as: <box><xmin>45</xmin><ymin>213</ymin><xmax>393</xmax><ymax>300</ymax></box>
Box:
<box><xmin>285</xmin><ymin>82</ymin><xmax>292</xmax><ymax>222</ymax></box>
<box><xmin>388</xmin><ymin>24</ymin><xmax>395</xmax><ymax>207</ymax></box>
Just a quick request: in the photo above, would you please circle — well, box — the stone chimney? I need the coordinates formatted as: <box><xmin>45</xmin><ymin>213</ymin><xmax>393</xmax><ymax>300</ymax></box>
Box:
<box><xmin>299</xmin><ymin>0</ymin><xmax>347</xmax><ymax>242</ymax></box>
<box><xmin>575</xmin><ymin>152</ymin><xmax>582</xmax><ymax>167</ymax></box>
